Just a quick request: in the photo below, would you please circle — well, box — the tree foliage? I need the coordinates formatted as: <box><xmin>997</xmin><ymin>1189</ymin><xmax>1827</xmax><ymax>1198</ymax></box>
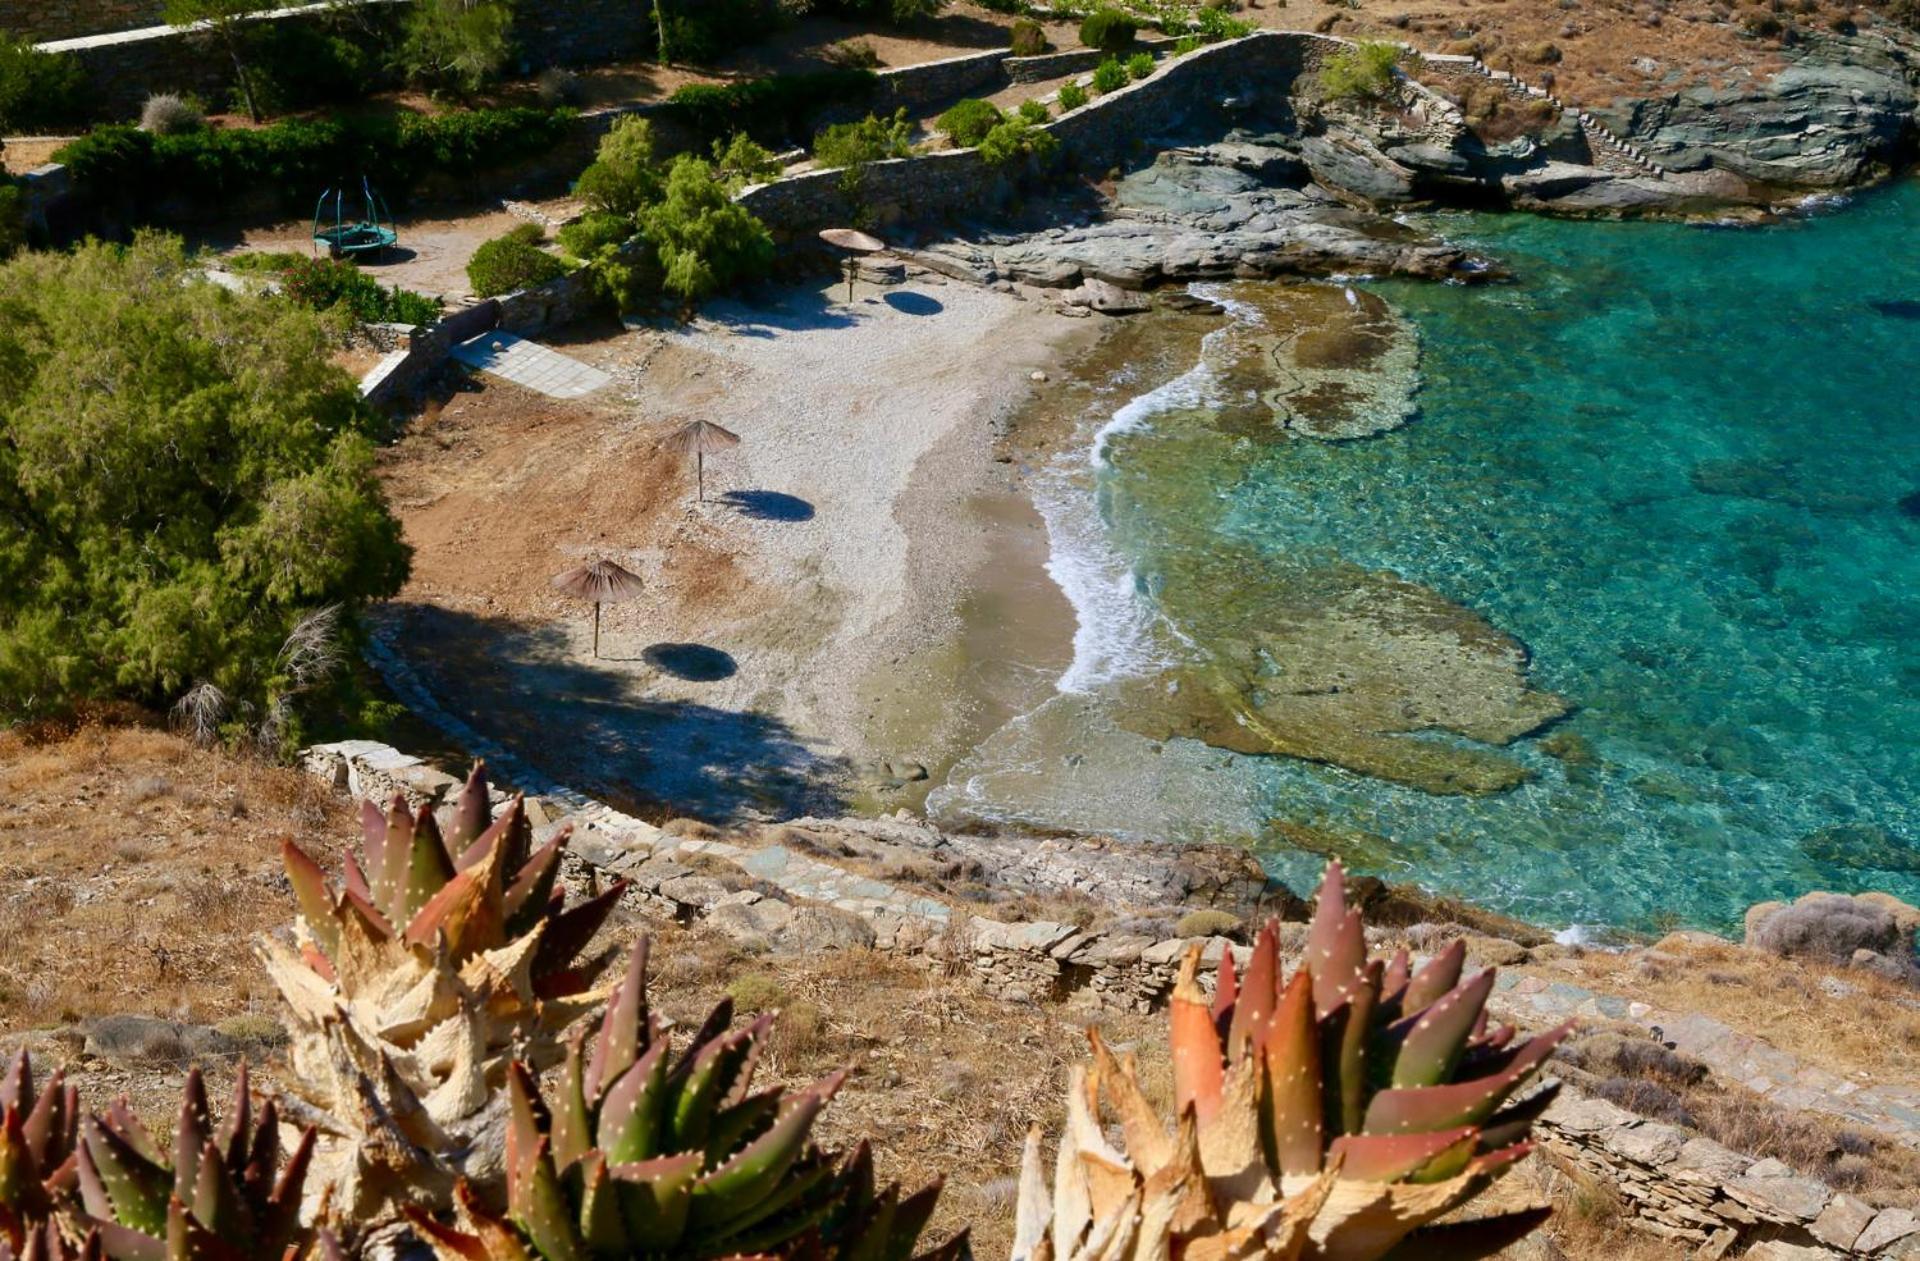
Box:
<box><xmin>936</xmin><ymin>97</ymin><xmax>1003</xmax><ymax>147</ymax></box>
<box><xmin>573</xmin><ymin>115</ymin><xmax>663</xmax><ymax>216</ymax></box>
<box><xmin>0</xmin><ymin>234</ymin><xmax>409</xmax><ymax>728</ymax></box>
<box><xmin>1318</xmin><ymin>40</ymin><xmax>1402</xmax><ymax>101</ymax></box>
<box><xmin>641</xmin><ymin>156</ymin><xmax>775</xmax><ymax>300</ymax></box>
<box><xmin>710</xmin><ymin>131</ymin><xmax>782</xmax><ymax>190</ymax></box>
<box><xmin>396</xmin><ymin>0</ymin><xmax>515</xmax><ymax>97</ymax></box>
<box><xmin>0</xmin><ymin>184</ymin><xmax>23</xmax><ymax>262</ymax></box>
<box><xmin>161</xmin><ymin>0</ymin><xmax>275</xmax><ymax>121</ymax></box>
<box><xmin>465</xmin><ymin>223</ymin><xmax>569</xmax><ymax>296</ymax></box>
<box><xmin>0</xmin><ymin>36</ymin><xmax>87</xmax><ymax>134</ymax></box>
<box><xmin>978</xmin><ymin>113</ymin><xmax>1058</xmax><ymax>166</ymax></box>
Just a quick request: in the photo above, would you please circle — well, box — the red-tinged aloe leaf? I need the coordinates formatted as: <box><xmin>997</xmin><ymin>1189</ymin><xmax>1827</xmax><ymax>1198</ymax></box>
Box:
<box><xmin>704</xmin><ymin>1156</ymin><xmax>836</xmax><ymax>1248</ymax></box>
<box><xmin>22</xmin><ymin>1064</ymin><xmax>67</xmax><ymax>1168</ymax></box>
<box><xmin>511</xmin><ymin>1140</ymin><xmax>582</xmax><ymax>1261</ymax></box>
<box><xmin>1380</xmin><ymin>948</ymin><xmax>1412</xmax><ymax>1014</ymax></box>
<box><xmin>705</xmin><ymin>1090</ymin><xmax>782</xmax><ymax>1167</ymax></box>
<box><xmin>455</xmin><ymin>801</ymin><xmax>521</xmax><ymax>874</ymax></box>
<box><xmin>341</xmin><ymin>851</ymin><xmax>372</xmax><ymax>908</ymax></box>
<box><xmin>1212</xmin><ymin>949</ymin><xmax>1238</xmax><ymax>1030</ymax></box>
<box><xmin>837</xmin><ymin>1184</ymin><xmax>899</xmax><ymax>1261</ymax></box>
<box><xmin>910</xmin><ymin>1230</ymin><xmax>970</xmax><ymax>1261</ymax></box>
<box><xmin>610</xmin><ymin>1154</ymin><xmax>702</xmax><ymax>1252</ymax></box>
<box><xmin>245</xmin><ymin>1098</ymin><xmax>280</xmax><ymax>1199</ymax></box>
<box><xmin>1305</xmin><ymin>865</ymin><xmax>1368</xmax><ymax>1020</ymax></box>
<box><xmin>1263</xmin><ymin>968</ymin><xmax>1323</xmax><ymax>1179</ymax></box>
<box><xmin>452</xmin><ymin>1181</ymin><xmax>535</xmax><ymax>1261</ymax></box>
<box><xmin>1169</xmin><ymin>946</ymin><xmax>1225</xmax><ymax>1126</ymax></box>
<box><xmin>0</xmin><ymin>1049</ymin><xmax>28</xmax><ymax>1112</ymax></box>
<box><xmin>81</xmin><ymin>1118</ymin><xmax>169</xmax><ymax>1237</ymax></box>
<box><xmin>356</xmin><ymin>799</ymin><xmax>388</xmax><ymax>890</ymax></box>
<box><xmin>839</xmin><ymin>1140</ymin><xmax>876</xmax><ymax>1217</ymax></box>
<box><xmin>190</xmin><ymin>1141</ymin><xmax>251</xmax><ymax>1246</ymax></box>
<box><xmin>1362</xmin><ymin>1025</ymin><xmax>1572</xmax><ymax>1136</ymax></box>
<box><xmin>342</xmin><ymin>888</ymin><xmax>396</xmax><ymax>943</ymax></box>
<box><xmin>2</xmin><ymin>1105</ymin><xmax>35</xmax><ymax>1207</ymax></box>
<box><xmin>170</xmin><ymin>1071</ymin><xmax>210</xmax><ymax>1208</ymax></box>
<box><xmin>280</xmin><ymin>842</ymin><xmax>338</xmax><ymax>957</ymax></box>
<box><xmin>104</xmin><ymin>1101</ymin><xmax>162</xmax><ymax>1168</ymax></box>
<box><xmin>575</xmin><ymin>1151</ymin><xmax>631</xmax><ymax>1256</ymax></box>
<box><xmin>261</xmin><ymin>1126</ymin><xmax>313</xmax><ymax>1251</ymax></box>
<box><xmin>886</xmin><ymin>1179</ymin><xmax>944</xmax><ymax>1261</ymax></box>
<box><xmin>505</xmin><ymin>1062</ymin><xmax>549</xmax><ymax>1220</ymax></box>
<box><xmin>405</xmin><ymin>806</ymin><xmax>457</xmax><ymax>924</ymax></box>
<box><xmin>686</xmin><ymin>1086</ymin><xmax>833</xmax><ymax>1233</ymax></box>
<box><xmin>585</xmin><ymin>942</ymin><xmax>650</xmax><ymax>1103</ymax></box>
<box><xmin>1403</xmin><ymin>940</ymin><xmax>1466</xmax><ymax>1015</ymax></box>
<box><xmin>377</xmin><ymin>797</ymin><xmax>416</xmax><ymax>926</ymax></box>
<box><xmin>402</xmin><ymin>1207</ymin><xmax>490</xmax><ymax>1261</ymax></box>
<box><xmin>447</xmin><ymin>763</ymin><xmax>493</xmax><ymax>855</ymax></box>
<box><xmin>1326</xmin><ymin>1127</ymin><xmax>1478</xmax><ymax>1182</ymax></box>
<box><xmin>1477</xmin><ymin>1083</ymin><xmax>1560</xmax><ymax>1152</ymax></box>
<box><xmin>215</xmin><ymin>1066</ymin><xmax>248</xmax><ymax>1175</ymax></box>
<box><xmin>549</xmin><ymin>1038</ymin><xmax>593</xmax><ymax>1173</ymax></box>
<box><xmin>671</xmin><ymin>1026</ymin><xmax>767</xmax><ymax>1156</ymax></box>
<box><xmin>723</xmin><ymin>1013</ymin><xmax>776</xmax><ymax>1112</ymax></box>
<box><xmin>1381</xmin><ymin>1205</ymin><xmax>1554</xmax><ymax>1261</ymax></box>
<box><xmin>532</xmin><ymin>881</ymin><xmax>629</xmax><ymax>982</ymax></box>
<box><xmin>1229</xmin><ymin>923</ymin><xmax>1279</xmax><ymax>1058</ymax></box>
<box><xmin>598</xmin><ymin>1040</ymin><xmax>669</xmax><ymax>1166</ymax></box>
<box><xmin>75</xmin><ymin>1135</ymin><xmax>113</xmax><ymax>1220</ymax></box>
<box><xmin>90</xmin><ymin>1219</ymin><xmax>163</xmax><ymax>1261</ymax></box>
<box><xmin>1334</xmin><ymin>961</ymin><xmax>1380</xmax><ymax>1135</ymax></box>
<box><xmin>404</xmin><ymin>834</ymin><xmax>507</xmax><ymax>960</ymax></box>
<box><xmin>504</xmin><ymin>835</ymin><xmax>566</xmax><ymax>936</ymax></box>
<box><xmin>1391</xmin><ymin>970</ymin><xmax>1495</xmax><ymax>1089</ymax></box>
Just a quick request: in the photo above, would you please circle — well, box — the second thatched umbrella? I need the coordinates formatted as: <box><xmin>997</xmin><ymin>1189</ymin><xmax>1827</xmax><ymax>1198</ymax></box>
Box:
<box><xmin>663</xmin><ymin>419</ymin><xmax>741</xmax><ymax>505</ymax></box>
<box><xmin>551</xmin><ymin>558</ymin><xmax>645</xmax><ymax>658</ymax></box>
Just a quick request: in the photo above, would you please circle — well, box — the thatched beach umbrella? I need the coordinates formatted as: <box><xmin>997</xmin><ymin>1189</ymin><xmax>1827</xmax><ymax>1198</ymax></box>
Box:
<box><xmin>551</xmin><ymin>558</ymin><xmax>645</xmax><ymax>658</ymax></box>
<box><xmin>663</xmin><ymin>419</ymin><xmax>741</xmax><ymax>505</ymax></box>
<box><xmin>819</xmin><ymin>227</ymin><xmax>885</xmax><ymax>302</ymax></box>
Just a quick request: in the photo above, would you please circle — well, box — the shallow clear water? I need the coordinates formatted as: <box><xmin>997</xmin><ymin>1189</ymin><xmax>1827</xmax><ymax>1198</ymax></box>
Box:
<box><xmin>935</xmin><ymin>181</ymin><xmax>1920</xmax><ymax>935</ymax></box>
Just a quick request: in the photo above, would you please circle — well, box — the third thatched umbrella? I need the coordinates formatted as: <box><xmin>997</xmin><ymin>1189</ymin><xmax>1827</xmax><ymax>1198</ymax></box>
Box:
<box><xmin>663</xmin><ymin>419</ymin><xmax>741</xmax><ymax>505</ymax></box>
<box><xmin>551</xmin><ymin>558</ymin><xmax>645</xmax><ymax>658</ymax></box>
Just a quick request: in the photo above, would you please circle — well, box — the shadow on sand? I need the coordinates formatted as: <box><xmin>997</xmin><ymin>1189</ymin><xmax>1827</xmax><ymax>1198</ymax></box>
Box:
<box><xmin>883</xmin><ymin>290</ymin><xmax>944</xmax><ymax>316</ymax></box>
<box><xmin>643</xmin><ymin>642</ymin><xmax>739</xmax><ymax>681</ymax></box>
<box><xmin>701</xmin><ymin>287</ymin><xmax>860</xmax><ymax>337</ymax></box>
<box><xmin>390</xmin><ymin>604</ymin><xmax>848</xmax><ymax>822</ymax></box>
<box><xmin>720</xmin><ymin>489</ymin><xmax>816</xmax><ymax>522</ymax></box>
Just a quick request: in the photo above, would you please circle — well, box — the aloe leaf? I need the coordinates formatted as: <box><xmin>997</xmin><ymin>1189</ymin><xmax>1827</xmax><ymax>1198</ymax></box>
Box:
<box><xmin>1169</xmin><ymin>949</ymin><xmax>1224</xmax><ymax>1126</ymax></box>
<box><xmin>702</xmin><ymin>1155</ymin><xmax>836</xmax><ymax>1247</ymax></box>
<box><xmin>1325</xmin><ymin>1128</ymin><xmax>1477</xmax><ymax>1182</ymax></box>
<box><xmin>1391</xmin><ymin>971</ymin><xmax>1495</xmax><ymax>1089</ymax></box>
<box><xmin>611</xmin><ymin>1154</ymin><xmax>702</xmax><ymax>1252</ymax></box>
<box><xmin>885</xmin><ymin>1179</ymin><xmax>943</xmax><ymax>1261</ymax></box>
<box><xmin>260</xmin><ymin>1125</ymin><xmax>313</xmax><ymax>1253</ymax></box>
<box><xmin>82</xmin><ymin>1118</ymin><xmax>170</xmax><ymax>1237</ymax></box>
<box><xmin>377</xmin><ymin>797</ymin><xmax>416</xmax><ymax>926</ymax></box>
<box><xmin>687</xmin><ymin>1089</ymin><xmax>831</xmax><ymax>1236</ymax></box>
<box><xmin>512</xmin><ymin>1141</ymin><xmax>582</xmax><ymax>1261</ymax></box>
<box><xmin>574</xmin><ymin>1151</ymin><xmax>631</xmax><ymax>1255</ymax></box>
<box><xmin>189</xmin><ymin>1141</ymin><xmax>251</xmax><ymax>1246</ymax></box>
<box><xmin>448</xmin><ymin>762</ymin><xmax>493</xmax><ymax>855</ymax></box>
<box><xmin>504</xmin><ymin>835</ymin><xmax>566</xmax><ymax>937</ymax></box>
<box><xmin>838</xmin><ymin>1185</ymin><xmax>898</xmax><ymax>1261</ymax></box>
<box><xmin>669</xmin><ymin>1027</ymin><xmax>756</xmax><ymax>1156</ymax></box>
<box><xmin>213</xmin><ymin>1068</ymin><xmax>248</xmax><ymax>1177</ymax></box>
<box><xmin>1211</xmin><ymin>948</ymin><xmax>1238</xmax><ymax>1031</ymax></box>
<box><xmin>549</xmin><ymin>1040</ymin><xmax>592</xmax><ymax>1173</ymax></box>
<box><xmin>278</xmin><ymin>843</ymin><xmax>339</xmax><ymax>957</ymax></box>
<box><xmin>1361</xmin><ymin>1024</ymin><xmax>1571</xmax><ymax>1135</ymax></box>
<box><xmin>405</xmin><ymin>806</ymin><xmax>457</xmax><ymax>923</ymax></box>
<box><xmin>1402</xmin><ymin>940</ymin><xmax>1466</xmax><ymax>1014</ymax></box>
<box><xmin>1227</xmin><ymin>924</ymin><xmax>1278</xmax><ymax>1058</ymax></box>
<box><xmin>1476</xmin><ymin>1083</ymin><xmax>1560</xmax><ymax>1151</ymax></box>
<box><xmin>0</xmin><ymin>1050</ymin><xmax>28</xmax><ymax>1113</ymax></box>
<box><xmin>91</xmin><ymin>1219</ymin><xmax>164</xmax><ymax>1261</ymax></box>
<box><xmin>598</xmin><ymin>1041</ymin><xmax>669</xmax><ymax>1165</ymax></box>
<box><xmin>532</xmin><ymin>881</ymin><xmax>629</xmax><ymax>982</ymax></box>
<box><xmin>1262</xmin><ymin>968</ymin><xmax>1322</xmax><ymax>1179</ymax></box>
<box><xmin>585</xmin><ymin>943</ymin><xmax>649</xmax><ymax>1103</ymax></box>
<box><xmin>454</xmin><ymin>804</ymin><xmax>519</xmax><ymax>875</ymax></box>
<box><xmin>170</xmin><ymin>1073</ymin><xmax>210</xmax><ymax>1209</ymax></box>
<box><xmin>1</xmin><ymin>1106</ymin><xmax>31</xmax><ymax>1207</ymax></box>
<box><xmin>705</xmin><ymin>1091</ymin><xmax>781</xmax><ymax>1167</ymax></box>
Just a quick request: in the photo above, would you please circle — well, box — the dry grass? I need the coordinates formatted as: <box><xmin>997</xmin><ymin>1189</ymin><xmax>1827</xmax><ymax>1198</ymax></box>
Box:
<box><xmin>1500</xmin><ymin>1149</ymin><xmax>1696</xmax><ymax>1260</ymax></box>
<box><xmin>0</xmin><ymin>722</ymin><xmax>348</xmax><ymax>1032</ymax></box>
<box><xmin>1566</xmin><ymin>939</ymin><xmax>1920</xmax><ymax>1086</ymax></box>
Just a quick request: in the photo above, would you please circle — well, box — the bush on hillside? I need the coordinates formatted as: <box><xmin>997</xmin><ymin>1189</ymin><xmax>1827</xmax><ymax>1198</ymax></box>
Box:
<box><xmin>278</xmin><ymin>255</ymin><xmax>441</xmax><ymax>325</ymax></box>
<box><xmin>1090</xmin><ymin>56</ymin><xmax>1129</xmax><ymax>92</ymax></box>
<box><xmin>0</xmin><ymin>35</ymin><xmax>88</xmax><ymax>134</ymax></box>
<box><xmin>1751</xmin><ymin>896</ymin><xmax>1906</xmax><ymax>965</ymax></box>
<box><xmin>1317</xmin><ymin>40</ymin><xmax>1402</xmax><ymax>101</ymax></box>
<box><xmin>1079</xmin><ymin>7</ymin><xmax>1137</xmax><ymax>50</ymax></box>
<box><xmin>936</xmin><ymin>97</ymin><xmax>1003</xmax><ymax>146</ymax></box>
<box><xmin>249</xmin><ymin>21</ymin><xmax>378</xmax><ymax>113</ymax></box>
<box><xmin>1018</xmin><ymin>97</ymin><xmax>1051</xmax><ymax>123</ymax></box>
<box><xmin>822</xmin><ymin>38</ymin><xmax>882</xmax><ymax>68</ymax></box>
<box><xmin>710</xmin><ymin>131</ymin><xmax>782</xmax><ymax>190</ymax></box>
<box><xmin>978</xmin><ymin>113</ymin><xmax>1058</xmax><ymax>166</ymax></box>
<box><xmin>665</xmin><ymin>70</ymin><xmax>877</xmax><ymax>147</ymax></box>
<box><xmin>1009</xmin><ymin>18</ymin><xmax>1050</xmax><ymax>54</ymax></box>
<box><xmin>1192</xmin><ymin>5</ymin><xmax>1255</xmax><ymax>39</ymax></box>
<box><xmin>557</xmin><ymin>210</ymin><xmax>633</xmax><ymax>261</ymax></box>
<box><xmin>139</xmin><ymin>93</ymin><xmax>206</xmax><ymax>135</ymax></box>
<box><xmin>641</xmin><ymin>155</ymin><xmax>775</xmax><ymax>301</ymax></box>
<box><xmin>0</xmin><ymin>183</ymin><xmax>24</xmax><ymax>262</ymax></box>
<box><xmin>0</xmin><ymin>233</ymin><xmax>408</xmax><ymax>735</ymax></box>
<box><xmin>573</xmin><ymin>115</ymin><xmax>663</xmax><ymax>216</ymax></box>
<box><xmin>812</xmin><ymin>108</ymin><xmax>914</xmax><ymax>169</ymax></box>
<box><xmin>1057</xmin><ymin>80</ymin><xmax>1089</xmax><ymax>111</ymax></box>
<box><xmin>467</xmin><ymin>223</ymin><xmax>568</xmax><ymax>296</ymax></box>
<box><xmin>657</xmin><ymin>0</ymin><xmax>785</xmax><ymax>62</ymax></box>
<box><xmin>1126</xmin><ymin>50</ymin><xmax>1156</xmax><ymax>79</ymax></box>
<box><xmin>537</xmin><ymin>66</ymin><xmax>583</xmax><ymax>105</ymax></box>
<box><xmin>396</xmin><ymin>0</ymin><xmax>515</xmax><ymax>96</ymax></box>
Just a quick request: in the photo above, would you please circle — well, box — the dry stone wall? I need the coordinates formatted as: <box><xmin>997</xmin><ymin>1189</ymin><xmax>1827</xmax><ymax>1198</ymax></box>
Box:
<box><xmin>2</xmin><ymin>0</ymin><xmax>160</xmax><ymax>42</ymax></box>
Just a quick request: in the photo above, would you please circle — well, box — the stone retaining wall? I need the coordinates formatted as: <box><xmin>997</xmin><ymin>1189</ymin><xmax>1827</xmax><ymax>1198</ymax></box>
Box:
<box><xmin>1</xmin><ymin>0</ymin><xmax>158</xmax><ymax>42</ymax></box>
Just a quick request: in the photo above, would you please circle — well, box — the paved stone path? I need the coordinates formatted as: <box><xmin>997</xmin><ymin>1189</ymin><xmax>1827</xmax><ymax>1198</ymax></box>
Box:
<box><xmin>450</xmin><ymin>330</ymin><xmax>610</xmax><ymax>399</ymax></box>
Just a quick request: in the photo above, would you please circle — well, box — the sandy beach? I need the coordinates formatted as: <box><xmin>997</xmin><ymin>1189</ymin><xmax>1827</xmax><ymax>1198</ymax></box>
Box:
<box><xmin>376</xmin><ymin>275</ymin><xmax>1104</xmax><ymax>818</ymax></box>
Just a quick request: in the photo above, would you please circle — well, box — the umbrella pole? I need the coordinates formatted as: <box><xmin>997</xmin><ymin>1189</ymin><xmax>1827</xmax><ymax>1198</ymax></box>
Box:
<box><xmin>845</xmin><ymin>258</ymin><xmax>855</xmax><ymax>304</ymax></box>
<box><xmin>593</xmin><ymin>602</ymin><xmax>601</xmax><ymax>658</ymax></box>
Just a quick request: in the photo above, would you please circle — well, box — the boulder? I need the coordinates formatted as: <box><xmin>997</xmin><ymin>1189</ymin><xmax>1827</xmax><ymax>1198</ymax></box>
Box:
<box><xmin>774</xmin><ymin>906</ymin><xmax>878</xmax><ymax>953</ymax></box>
<box><xmin>707</xmin><ymin>892</ymin><xmax>796</xmax><ymax>951</ymax></box>
<box><xmin>1748</xmin><ymin>893</ymin><xmax>1902</xmax><ymax>964</ymax></box>
<box><xmin>1462</xmin><ymin>934</ymin><xmax>1528</xmax><ymax>966</ymax></box>
<box><xmin>1061</xmin><ymin>277</ymin><xmax>1153</xmax><ymax>315</ymax></box>
<box><xmin>1744</xmin><ymin>899</ymin><xmax>1788</xmax><ymax>945</ymax></box>
<box><xmin>1853</xmin><ymin>891</ymin><xmax>1920</xmax><ymax>944</ymax></box>
<box><xmin>83</xmin><ymin>1015</ymin><xmax>236</xmax><ymax>1065</ymax></box>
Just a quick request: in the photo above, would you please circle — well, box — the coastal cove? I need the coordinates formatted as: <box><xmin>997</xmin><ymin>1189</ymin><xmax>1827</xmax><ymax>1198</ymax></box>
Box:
<box><xmin>929</xmin><ymin>178</ymin><xmax>1920</xmax><ymax>937</ymax></box>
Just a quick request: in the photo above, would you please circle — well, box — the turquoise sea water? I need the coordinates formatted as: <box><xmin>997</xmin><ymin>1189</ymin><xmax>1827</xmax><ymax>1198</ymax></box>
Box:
<box><xmin>936</xmin><ymin>180</ymin><xmax>1920</xmax><ymax>935</ymax></box>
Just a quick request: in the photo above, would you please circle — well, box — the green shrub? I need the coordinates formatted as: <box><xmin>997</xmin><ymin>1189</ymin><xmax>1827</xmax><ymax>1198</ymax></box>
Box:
<box><xmin>1091</xmin><ymin>56</ymin><xmax>1129</xmax><ymax>93</ymax></box>
<box><xmin>665</xmin><ymin>70</ymin><xmax>877</xmax><ymax>147</ymax></box>
<box><xmin>1057</xmin><ymin>80</ymin><xmax>1089</xmax><ymax>111</ymax></box>
<box><xmin>1126</xmin><ymin>50</ymin><xmax>1156</xmax><ymax>79</ymax></box>
<box><xmin>1317</xmin><ymin>40</ymin><xmax>1401</xmax><ymax>101</ymax></box>
<box><xmin>725</xmin><ymin>972</ymin><xmax>786</xmax><ymax>1011</ymax></box>
<box><xmin>1174</xmin><ymin>908</ymin><xmax>1244</xmax><ymax>938</ymax></box>
<box><xmin>1009</xmin><ymin>17</ymin><xmax>1049</xmax><ymax>54</ymax></box>
<box><xmin>822</xmin><ymin>38</ymin><xmax>881</xmax><ymax>68</ymax></box>
<box><xmin>641</xmin><ymin>155</ymin><xmax>774</xmax><ymax>301</ymax></box>
<box><xmin>278</xmin><ymin>255</ymin><xmax>442</xmax><ymax>325</ymax></box>
<box><xmin>813</xmin><ymin>107</ymin><xmax>914</xmax><ymax>168</ymax></box>
<box><xmin>657</xmin><ymin>0</ymin><xmax>782</xmax><ymax>63</ymax></box>
<box><xmin>1018</xmin><ymin>97</ymin><xmax>1051</xmax><ymax>123</ymax></box>
<box><xmin>139</xmin><ymin>93</ymin><xmax>205</xmax><ymax>135</ymax></box>
<box><xmin>1079</xmin><ymin>7</ymin><xmax>1137</xmax><ymax>50</ymax></box>
<box><xmin>710</xmin><ymin>131</ymin><xmax>782</xmax><ymax>190</ymax></box>
<box><xmin>0</xmin><ymin>184</ymin><xmax>23</xmax><ymax>262</ymax></box>
<box><xmin>978</xmin><ymin>114</ymin><xmax>1059</xmax><ymax>166</ymax></box>
<box><xmin>0</xmin><ymin>233</ymin><xmax>409</xmax><ymax>730</ymax></box>
<box><xmin>1193</xmin><ymin>6</ymin><xmax>1255</xmax><ymax>39</ymax></box>
<box><xmin>226</xmin><ymin>250</ymin><xmax>306</xmax><ymax>273</ymax></box>
<box><xmin>397</xmin><ymin>0</ymin><xmax>514</xmax><ymax>96</ymax></box>
<box><xmin>556</xmin><ymin>210</ymin><xmax>634</xmax><ymax>262</ymax></box>
<box><xmin>573</xmin><ymin>115</ymin><xmax>662</xmax><ymax>216</ymax></box>
<box><xmin>0</xmin><ymin>36</ymin><xmax>88</xmax><ymax>133</ymax></box>
<box><xmin>248</xmin><ymin>21</ymin><xmax>376</xmax><ymax>113</ymax></box>
<box><xmin>1174</xmin><ymin>34</ymin><xmax>1204</xmax><ymax>54</ymax></box>
<box><xmin>936</xmin><ymin>97</ymin><xmax>1004</xmax><ymax>146</ymax></box>
<box><xmin>466</xmin><ymin>228</ymin><xmax>568</xmax><ymax>296</ymax></box>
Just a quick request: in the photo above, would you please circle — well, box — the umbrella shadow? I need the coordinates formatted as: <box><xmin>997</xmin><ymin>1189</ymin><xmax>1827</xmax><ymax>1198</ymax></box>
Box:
<box><xmin>882</xmin><ymin>290</ymin><xmax>943</xmax><ymax>316</ymax></box>
<box><xmin>386</xmin><ymin>604</ymin><xmax>849</xmax><ymax>822</ymax></box>
<box><xmin>642</xmin><ymin>642</ymin><xmax>738</xmax><ymax>681</ymax></box>
<box><xmin>719</xmin><ymin>490</ymin><xmax>816</xmax><ymax>522</ymax></box>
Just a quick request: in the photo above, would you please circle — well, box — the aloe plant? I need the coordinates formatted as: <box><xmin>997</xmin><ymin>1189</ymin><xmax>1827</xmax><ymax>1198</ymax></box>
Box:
<box><xmin>73</xmin><ymin>1065</ymin><xmax>313</xmax><ymax>1261</ymax></box>
<box><xmin>258</xmin><ymin>762</ymin><xmax>629</xmax><ymax>1226</ymax></box>
<box><xmin>0</xmin><ymin>1051</ymin><xmax>79</xmax><ymax>1253</ymax></box>
<box><xmin>407</xmin><ymin>940</ymin><xmax>964</xmax><ymax>1261</ymax></box>
<box><xmin>1012</xmin><ymin>863</ymin><xmax>1571</xmax><ymax>1261</ymax></box>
